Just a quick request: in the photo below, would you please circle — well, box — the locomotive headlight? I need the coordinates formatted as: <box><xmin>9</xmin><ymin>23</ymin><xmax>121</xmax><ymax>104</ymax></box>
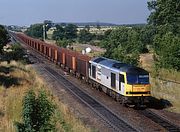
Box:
<box><xmin>126</xmin><ymin>92</ymin><xmax>131</xmax><ymax>94</ymax></box>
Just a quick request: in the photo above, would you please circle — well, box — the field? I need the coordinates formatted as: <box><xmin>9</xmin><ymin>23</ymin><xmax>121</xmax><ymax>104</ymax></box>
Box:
<box><xmin>0</xmin><ymin>61</ymin><xmax>91</xmax><ymax>132</ymax></box>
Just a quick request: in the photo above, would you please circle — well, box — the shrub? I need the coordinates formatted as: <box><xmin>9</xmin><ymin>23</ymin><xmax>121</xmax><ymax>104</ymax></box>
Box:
<box><xmin>15</xmin><ymin>90</ymin><xmax>55</xmax><ymax>132</ymax></box>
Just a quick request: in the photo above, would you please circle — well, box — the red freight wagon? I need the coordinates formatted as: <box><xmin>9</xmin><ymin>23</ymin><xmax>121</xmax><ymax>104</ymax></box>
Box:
<box><xmin>39</xmin><ymin>42</ymin><xmax>43</xmax><ymax>53</ymax></box>
<box><xmin>54</xmin><ymin>48</ymin><xmax>58</xmax><ymax>63</ymax></box>
<box><xmin>59</xmin><ymin>48</ymin><xmax>66</xmax><ymax>66</ymax></box>
<box><xmin>76</xmin><ymin>54</ymin><xmax>91</xmax><ymax>78</ymax></box>
<box><xmin>36</xmin><ymin>42</ymin><xmax>39</xmax><ymax>50</ymax></box>
<box><xmin>29</xmin><ymin>39</ymin><xmax>32</xmax><ymax>46</ymax></box>
<box><xmin>34</xmin><ymin>42</ymin><xmax>37</xmax><ymax>49</ymax></box>
<box><xmin>41</xmin><ymin>44</ymin><xmax>45</xmax><ymax>55</ymax></box>
<box><xmin>45</xmin><ymin>45</ymin><xmax>49</xmax><ymax>57</ymax></box>
<box><xmin>57</xmin><ymin>49</ymin><xmax>61</xmax><ymax>65</ymax></box>
<box><xmin>37</xmin><ymin>43</ymin><xmax>41</xmax><ymax>52</ymax></box>
<box><xmin>51</xmin><ymin>46</ymin><xmax>55</xmax><ymax>61</ymax></box>
<box><xmin>48</xmin><ymin>46</ymin><xmax>51</xmax><ymax>59</ymax></box>
<box><xmin>65</xmin><ymin>50</ymin><xmax>77</xmax><ymax>71</ymax></box>
<box><xmin>43</xmin><ymin>45</ymin><xmax>48</xmax><ymax>56</ymax></box>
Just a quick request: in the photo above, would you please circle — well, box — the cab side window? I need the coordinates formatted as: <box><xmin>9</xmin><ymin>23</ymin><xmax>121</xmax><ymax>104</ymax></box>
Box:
<box><xmin>119</xmin><ymin>74</ymin><xmax>125</xmax><ymax>91</ymax></box>
<box><xmin>89</xmin><ymin>64</ymin><xmax>91</xmax><ymax>76</ymax></box>
<box><xmin>119</xmin><ymin>74</ymin><xmax>125</xmax><ymax>83</ymax></box>
<box><xmin>111</xmin><ymin>73</ymin><xmax>116</xmax><ymax>88</ymax></box>
<box><xmin>92</xmin><ymin>65</ymin><xmax>96</xmax><ymax>78</ymax></box>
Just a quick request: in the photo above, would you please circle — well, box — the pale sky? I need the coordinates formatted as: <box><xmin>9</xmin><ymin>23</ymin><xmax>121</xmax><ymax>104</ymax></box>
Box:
<box><xmin>0</xmin><ymin>0</ymin><xmax>150</xmax><ymax>26</ymax></box>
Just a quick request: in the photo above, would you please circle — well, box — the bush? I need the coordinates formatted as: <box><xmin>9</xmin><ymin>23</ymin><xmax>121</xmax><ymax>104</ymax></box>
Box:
<box><xmin>15</xmin><ymin>90</ymin><xmax>55</xmax><ymax>132</ymax></box>
<box><xmin>56</xmin><ymin>38</ymin><xmax>72</xmax><ymax>48</ymax></box>
<box><xmin>5</xmin><ymin>43</ymin><xmax>25</xmax><ymax>63</ymax></box>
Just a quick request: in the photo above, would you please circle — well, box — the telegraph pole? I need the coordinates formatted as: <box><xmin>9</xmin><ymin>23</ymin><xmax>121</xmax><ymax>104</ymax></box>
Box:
<box><xmin>43</xmin><ymin>24</ymin><xmax>46</xmax><ymax>41</ymax></box>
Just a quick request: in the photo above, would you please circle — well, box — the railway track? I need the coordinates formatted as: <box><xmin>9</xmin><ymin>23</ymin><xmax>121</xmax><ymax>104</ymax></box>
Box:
<box><xmin>44</xmin><ymin>66</ymin><xmax>137</xmax><ymax>132</ymax></box>
<box><xmin>138</xmin><ymin>109</ymin><xmax>180</xmax><ymax>132</ymax></box>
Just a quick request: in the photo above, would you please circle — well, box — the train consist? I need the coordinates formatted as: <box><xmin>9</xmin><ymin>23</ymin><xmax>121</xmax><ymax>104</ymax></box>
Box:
<box><xmin>16</xmin><ymin>33</ymin><xmax>151</xmax><ymax>107</ymax></box>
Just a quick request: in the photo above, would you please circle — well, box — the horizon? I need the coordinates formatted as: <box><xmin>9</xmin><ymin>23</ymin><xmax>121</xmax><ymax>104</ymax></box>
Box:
<box><xmin>0</xmin><ymin>0</ymin><xmax>150</xmax><ymax>26</ymax></box>
<box><xmin>7</xmin><ymin>21</ymin><xmax>147</xmax><ymax>27</ymax></box>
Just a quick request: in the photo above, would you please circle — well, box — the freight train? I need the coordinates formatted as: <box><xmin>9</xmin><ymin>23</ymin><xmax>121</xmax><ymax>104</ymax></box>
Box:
<box><xmin>15</xmin><ymin>33</ymin><xmax>151</xmax><ymax>107</ymax></box>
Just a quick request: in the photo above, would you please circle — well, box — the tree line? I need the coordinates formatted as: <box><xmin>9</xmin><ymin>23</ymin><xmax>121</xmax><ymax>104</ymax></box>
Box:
<box><xmin>147</xmin><ymin>0</ymin><xmax>180</xmax><ymax>71</ymax></box>
<box><xmin>25</xmin><ymin>23</ymin><xmax>104</xmax><ymax>48</ymax></box>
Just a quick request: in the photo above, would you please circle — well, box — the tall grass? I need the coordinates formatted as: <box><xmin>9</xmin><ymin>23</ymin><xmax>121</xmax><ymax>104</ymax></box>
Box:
<box><xmin>0</xmin><ymin>61</ymin><xmax>91</xmax><ymax>132</ymax></box>
<box><xmin>140</xmin><ymin>54</ymin><xmax>180</xmax><ymax>113</ymax></box>
<box><xmin>154</xmin><ymin>68</ymin><xmax>180</xmax><ymax>82</ymax></box>
<box><xmin>151</xmin><ymin>77</ymin><xmax>180</xmax><ymax>113</ymax></box>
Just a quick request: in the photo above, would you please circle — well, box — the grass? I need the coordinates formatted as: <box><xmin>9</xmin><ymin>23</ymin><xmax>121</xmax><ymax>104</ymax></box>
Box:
<box><xmin>151</xmin><ymin>77</ymin><xmax>180</xmax><ymax>113</ymax></box>
<box><xmin>140</xmin><ymin>53</ymin><xmax>180</xmax><ymax>113</ymax></box>
<box><xmin>0</xmin><ymin>61</ymin><xmax>92</xmax><ymax>132</ymax></box>
<box><xmin>150</xmin><ymin>67</ymin><xmax>180</xmax><ymax>114</ymax></box>
<box><xmin>152</xmin><ymin>68</ymin><xmax>180</xmax><ymax>82</ymax></box>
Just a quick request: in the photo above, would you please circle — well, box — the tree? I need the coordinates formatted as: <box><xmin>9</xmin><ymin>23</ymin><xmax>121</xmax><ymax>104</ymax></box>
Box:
<box><xmin>78</xmin><ymin>29</ymin><xmax>93</xmax><ymax>43</ymax></box>
<box><xmin>148</xmin><ymin>0</ymin><xmax>180</xmax><ymax>35</ymax></box>
<box><xmin>104</xmin><ymin>29</ymin><xmax>112</xmax><ymax>38</ymax></box>
<box><xmin>0</xmin><ymin>25</ymin><xmax>9</xmax><ymax>53</ymax></box>
<box><xmin>112</xmin><ymin>47</ymin><xmax>139</xmax><ymax>66</ymax></box>
<box><xmin>52</xmin><ymin>25</ymin><xmax>65</xmax><ymax>40</ymax></box>
<box><xmin>52</xmin><ymin>24</ymin><xmax>78</xmax><ymax>42</ymax></box>
<box><xmin>25</xmin><ymin>24</ymin><xmax>43</xmax><ymax>39</ymax></box>
<box><xmin>147</xmin><ymin>0</ymin><xmax>180</xmax><ymax>70</ymax></box>
<box><xmin>64</xmin><ymin>24</ymin><xmax>77</xmax><ymax>40</ymax></box>
<box><xmin>15</xmin><ymin>90</ymin><xmax>55</xmax><ymax>132</ymax></box>
<box><xmin>101</xmin><ymin>27</ymin><xmax>143</xmax><ymax>66</ymax></box>
<box><xmin>153</xmin><ymin>32</ymin><xmax>180</xmax><ymax>70</ymax></box>
<box><xmin>56</xmin><ymin>38</ymin><xmax>72</xmax><ymax>48</ymax></box>
<box><xmin>6</xmin><ymin>43</ymin><xmax>25</xmax><ymax>62</ymax></box>
<box><xmin>139</xmin><ymin>25</ymin><xmax>156</xmax><ymax>46</ymax></box>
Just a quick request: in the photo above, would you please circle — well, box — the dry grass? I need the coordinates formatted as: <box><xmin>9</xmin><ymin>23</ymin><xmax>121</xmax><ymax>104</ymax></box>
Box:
<box><xmin>0</xmin><ymin>61</ymin><xmax>33</xmax><ymax>132</ymax></box>
<box><xmin>150</xmin><ymin>65</ymin><xmax>180</xmax><ymax>114</ymax></box>
<box><xmin>140</xmin><ymin>53</ymin><xmax>180</xmax><ymax>113</ymax></box>
<box><xmin>155</xmin><ymin>68</ymin><xmax>180</xmax><ymax>82</ymax></box>
<box><xmin>0</xmin><ymin>61</ymin><xmax>91</xmax><ymax>132</ymax></box>
<box><xmin>139</xmin><ymin>53</ymin><xmax>154</xmax><ymax>71</ymax></box>
<box><xmin>151</xmin><ymin>77</ymin><xmax>180</xmax><ymax>113</ymax></box>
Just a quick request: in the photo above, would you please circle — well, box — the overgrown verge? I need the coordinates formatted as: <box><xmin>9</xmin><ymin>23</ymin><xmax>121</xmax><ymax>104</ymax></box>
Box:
<box><xmin>151</xmin><ymin>77</ymin><xmax>180</xmax><ymax>113</ymax></box>
<box><xmin>149</xmin><ymin>66</ymin><xmax>180</xmax><ymax>113</ymax></box>
<box><xmin>0</xmin><ymin>61</ymin><xmax>91</xmax><ymax>132</ymax></box>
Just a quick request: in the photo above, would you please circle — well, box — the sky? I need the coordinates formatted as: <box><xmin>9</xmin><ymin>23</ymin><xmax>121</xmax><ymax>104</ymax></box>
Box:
<box><xmin>0</xmin><ymin>0</ymin><xmax>150</xmax><ymax>26</ymax></box>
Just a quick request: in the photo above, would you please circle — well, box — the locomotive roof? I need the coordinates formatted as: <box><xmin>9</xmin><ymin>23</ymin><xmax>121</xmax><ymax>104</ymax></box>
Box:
<box><xmin>91</xmin><ymin>57</ymin><xmax>149</xmax><ymax>74</ymax></box>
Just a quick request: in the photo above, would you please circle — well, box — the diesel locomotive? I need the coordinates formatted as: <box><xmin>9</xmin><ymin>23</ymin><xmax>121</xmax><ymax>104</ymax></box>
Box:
<box><xmin>89</xmin><ymin>57</ymin><xmax>150</xmax><ymax>106</ymax></box>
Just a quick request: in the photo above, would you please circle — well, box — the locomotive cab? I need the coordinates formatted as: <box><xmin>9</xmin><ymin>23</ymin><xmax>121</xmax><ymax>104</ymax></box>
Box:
<box><xmin>123</xmin><ymin>67</ymin><xmax>151</xmax><ymax>106</ymax></box>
